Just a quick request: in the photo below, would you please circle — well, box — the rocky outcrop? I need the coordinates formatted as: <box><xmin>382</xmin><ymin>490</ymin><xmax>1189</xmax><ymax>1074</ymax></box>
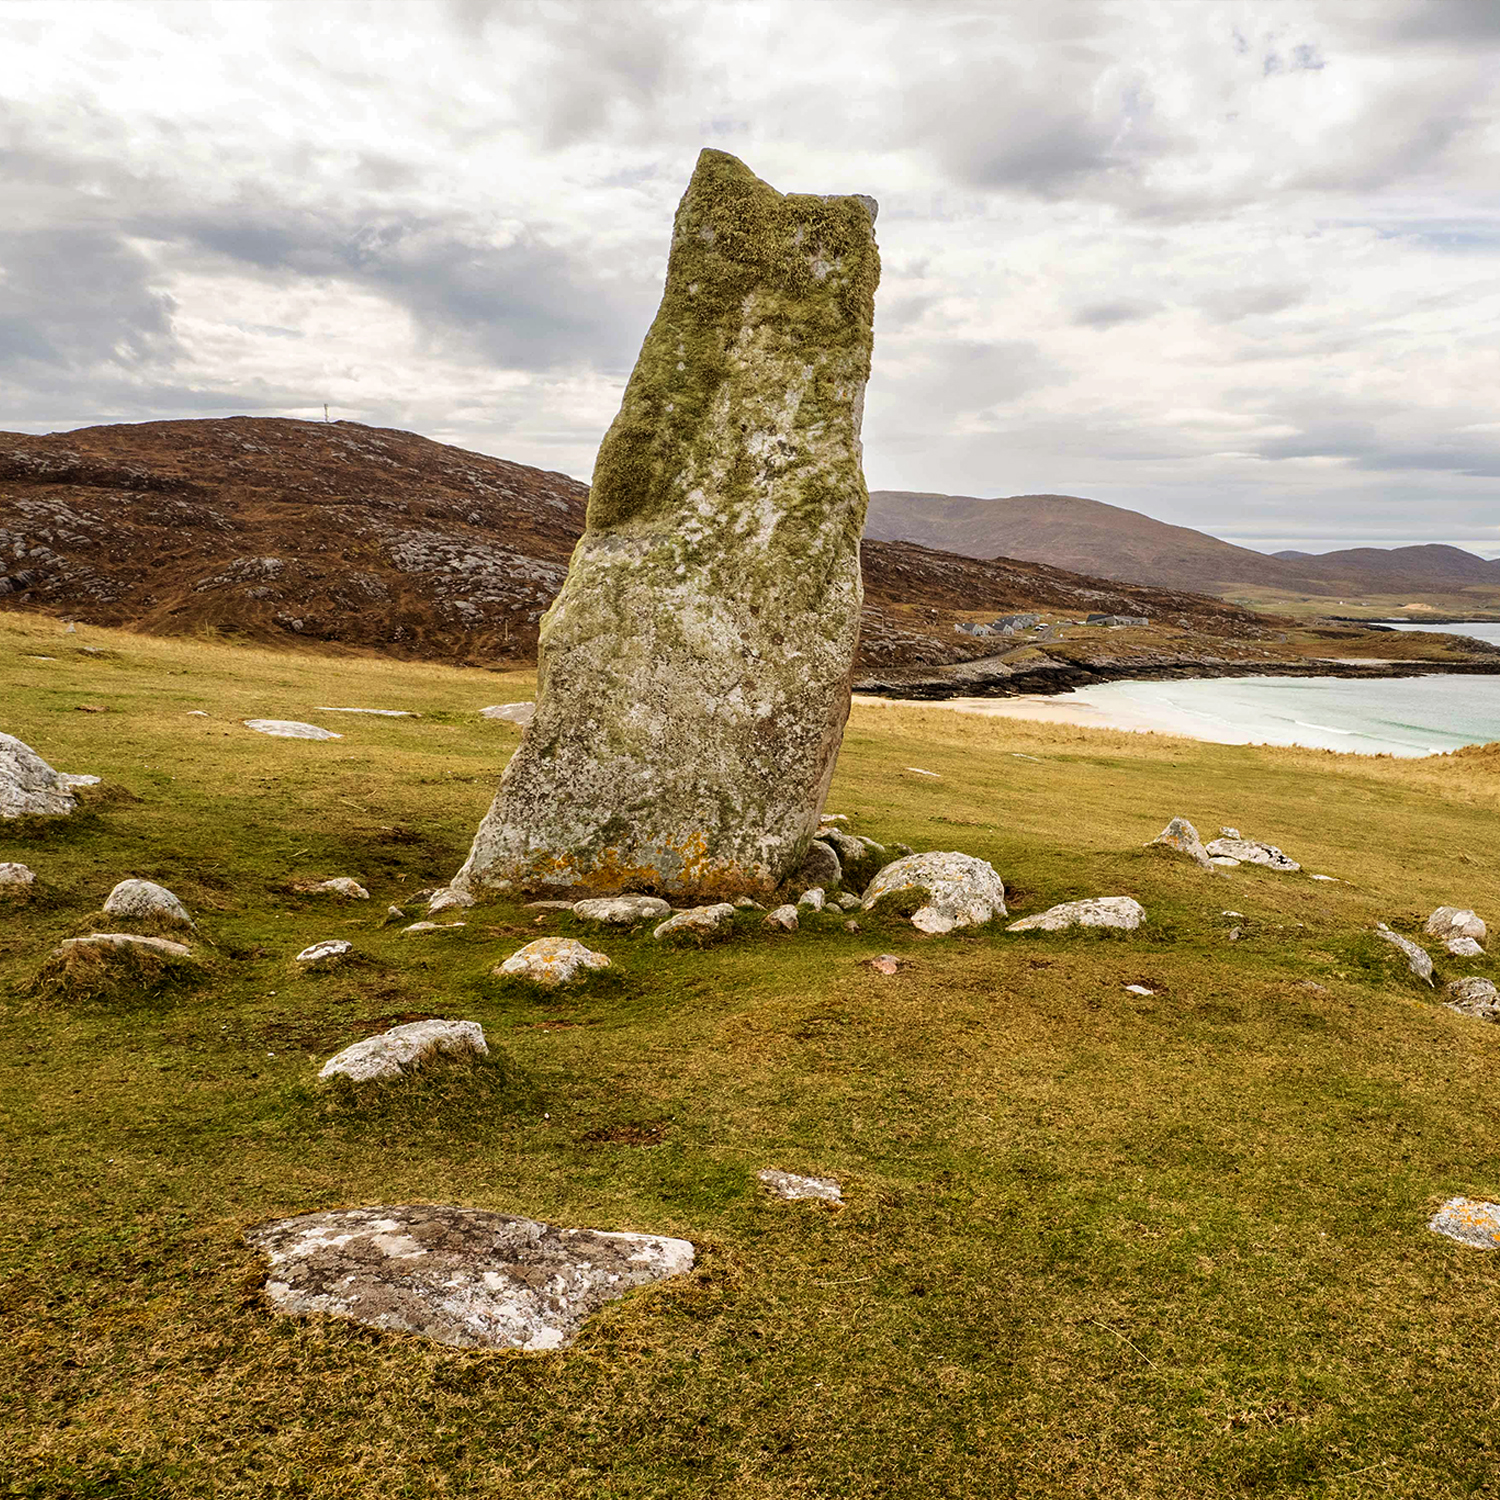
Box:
<box><xmin>246</xmin><ymin>1205</ymin><xmax>695</xmax><ymax>1350</ymax></box>
<box><xmin>862</xmin><ymin>852</ymin><xmax>1006</xmax><ymax>935</ymax></box>
<box><xmin>454</xmin><ymin>149</ymin><xmax>879</xmax><ymax>899</ymax></box>
<box><xmin>1204</xmin><ymin>836</ymin><xmax>1300</xmax><ymax>872</ymax></box>
<box><xmin>1146</xmin><ymin>817</ymin><xmax>1212</xmax><ymax>870</ymax></box>
<box><xmin>497</xmin><ymin>938</ymin><xmax>610</xmax><ymax>986</ymax></box>
<box><xmin>319</xmin><ymin>1019</ymin><xmax>488</xmax><ymax>1083</ymax></box>
<box><xmin>1007</xmin><ymin>896</ymin><xmax>1145</xmax><ymax>933</ymax></box>
<box><xmin>0</xmin><ymin>732</ymin><xmax>96</xmax><ymax>818</ymax></box>
<box><xmin>1376</xmin><ymin>924</ymin><xmax>1433</xmax><ymax>985</ymax></box>
<box><xmin>103</xmin><ymin>878</ymin><xmax>194</xmax><ymax>930</ymax></box>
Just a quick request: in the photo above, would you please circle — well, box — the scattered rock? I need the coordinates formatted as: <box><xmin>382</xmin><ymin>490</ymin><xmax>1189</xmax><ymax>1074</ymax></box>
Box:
<box><xmin>187</xmin><ymin>710</ymin><xmax>210</xmax><ymax>716</ymax></box>
<box><xmin>573</xmin><ymin>895</ymin><xmax>672</xmax><ymax>925</ymax></box>
<box><xmin>906</xmin><ymin>767</ymin><xmax>940</xmax><ymax>778</ymax></box>
<box><xmin>0</xmin><ymin>732</ymin><xmax>97</xmax><ymax>818</ymax></box>
<box><xmin>243</xmin><ymin>719</ymin><xmax>342</xmax><ymax>741</ymax></box>
<box><xmin>843</xmin><ymin>919</ymin><xmax>861</xmax><ymax>933</ymax></box>
<box><xmin>245</xmin><ymin>1204</ymin><xmax>695</xmax><ymax>1350</ymax></box>
<box><xmin>757</xmin><ymin>1169</ymin><xmax>842</xmax><ymax>1203</ymax></box>
<box><xmin>819</xmin><ymin>813</ymin><xmax>849</xmax><ymax>824</ymax></box>
<box><xmin>1124</xmin><ymin>984</ymin><xmax>1155</xmax><ymax>996</ymax></box>
<box><xmin>385</xmin><ymin>905</ymin><xmax>406</xmax><ymax>922</ymax></box>
<box><xmin>863</xmin><ymin>851</ymin><xmax>1006</xmax><ymax>936</ymax></box>
<box><xmin>498</xmin><ymin>937</ymin><xmax>610</xmax><ymax>986</ymax></box>
<box><xmin>734</xmin><ymin>896</ymin><xmax>765</xmax><ymax>909</ymax></box>
<box><xmin>798</xmin><ymin>887</ymin><xmax>825</xmax><ymax>912</ymax></box>
<box><xmin>794</xmin><ymin>839</ymin><xmax>842</xmax><ymax>891</ymax></box>
<box><xmin>453</xmin><ymin>151</ymin><xmax>879</xmax><ymax>899</ymax></box>
<box><xmin>1447</xmin><ymin>936</ymin><xmax>1485</xmax><ymax>958</ymax></box>
<box><xmin>835</xmin><ymin>892</ymin><xmax>862</xmax><ymax>911</ymax></box>
<box><xmin>1146</xmin><ymin>817</ymin><xmax>1213</xmax><ymax>870</ymax></box>
<box><xmin>427</xmin><ymin>886</ymin><xmax>476</xmax><ymax>914</ymax></box>
<box><xmin>819</xmin><ymin>828</ymin><xmax>888</xmax><ymax>889</ymax></box>
<box><xmin>1309</xmin><ymin>874</ymin><xmax>1337</xmax><ymax>882</ymax></box>
<box><xmin>296</xmin><ymin>939</ymin><xmax>352</xmax><ymax>964</ymax></box>
<box><xmin>480</xmin><ymin>702</ymin><xmax>536</xmax><ymax>726</ymax></box>
<box><xmin>401</xmin><ymin>921</ymin><xmax>465</xmax><ymax>935</ymax></box>
<box><xmin>103</xmin><ymin>878</ymin><xmax>195</xmax><ymax>930</ymax></box>
<box><xmin>1429</xmin><ymin>1197</ymin><xmax>1500</xmax><ymax>1250</ymax></box>
<box><xmin>311</xmin><ymin>877</ymin><xmax>370</xmax><ymax>899</ymax></box>
<box><xmin>1445</xmin><ymin>977</ymin><xmax>1500</xmax><ymax>1021</ymax></box>
<box><xmin>524</xmin><ymin>900</ymin><xmax>576</xmax><ymax>911</ymax></box>
<box><xmin>319</xmin><ymin>1019</ymin><xmax>488</xmax><ymax>1083</ymax></box>
<box><xmin>868</xmin><ymin>954</ymin><xmax>900</xmax><ymax>975</ymax></box>
<box><xmin>763</xmin><ymin>904</ymin><xmax>799</xmax><ymax>931</ymax></box>
<box><xmin>75</xmin><ymin>704</ymin><xmax>107</xmax><ymax>713</ymax></box>
<box><xmin>0</xmin><ymin>862</ymin><xmax>35</xmax><ymax>886</ymax></box>
<box><xmin>1220</xmin><ymin>826</ymin><xmax>1241</xmax><ymax>838</ymax></box>
<box><xmin>56</xmin><ymin>931</ymin><xmax>193</xmax><ymax>959</ymax></box>
<box><xmin>316</xmin><ymin>706</ymin><xmax>416</xmax><ymax>717</ymax></box>
<box><xmin>1204</xmin><ymin>836</ymin><xmax>1300</xmax><ymax>872</ymax></box>
<box><xmin>1375</xmin><ymin>923</ymin><xmax>1433</xmax><ymax>985</ymax></box>
<box><xmin>653</xmin><ymin>903</ymin><xmax>737</xmax><ymax>942</ymax></box>
<box><xmin>1007</xmin><ymin>896</ymin><xmax>1145</xmax><ymax>933</ymax></box>
<box><xmin>1425</xmin><ymin>907</ymin><xmax>1486</xmax><ymax>947</ymax></box>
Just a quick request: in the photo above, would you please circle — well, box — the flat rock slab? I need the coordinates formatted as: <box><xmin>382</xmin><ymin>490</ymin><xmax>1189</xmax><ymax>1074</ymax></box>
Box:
<box><xmin>104</xmin><ymin>878</ymin><xmax>194</xmax><ymax>929</ymax></box>
<box><xmin>1008</xmin><ymin>896</ymin><xmax>1145</xmax><ymax>933</ymax></box>
<box><xmin>499</xmin><ymin>937</ymin><xmax>610</xmax><ymax>986</ymax></box>
<box><xmin>480</xmin><ymin>702</ymin><xmax>536</xmax><ymax>726</ymax></box>
<box><xmin>244</xmin><ymin>720</ymin><xmax>343</xmax><ymax>740</ymax></box>
<box><xmin>1429</xmin><ymin>1197</ymin><xmax>1500</xmax><ymax>1249</ymax></box>
<box><xmin>0</xmin><ymin>731</ymin><xmax>96</xmax><ymax>819</ymax></box>
<box><xmin>0</xmin><ymin>862</ymin><xmax>35</xmax><ymax>886</ymax></box>
<box><xmin>758</xmin><ymin>1169</ymin><xmax>842</xmax><ymax>1203</ymax></box>
<box><xmin>1146</xmin><ymin>817</ymin><xmax>1212</xmax><ymax>870</ymax></box>
<box><xmin>863</xmin><ymin>851</ymin><xmax>1006</xmax><ymax>936</ymax></box>
<box><xmin>316</xmin><ymin>706</ymin><xmax>417</xmax><ymax>717</ymax></box>
<box><xmin>57</xmin><ymin>932</ymin><xmax>192</xmax><ymax>959</ymax></box>
<box><xmin>1204</xmin><ymin>837</ymin><xmax>1300</xmax><ymax>872</ymax></box>
<box><xmin>1376</xmin><ymin>923</ymin><xmax>1433</xmax><ymax>985</ymax></box>
<box><xmin>296</xmin><ymin>939</ymin><xmax>352</xmax><ymax>963</ymax></box>
<box><xmin>245</xmin><ymin>1205</ymin><xmax>695</xmax><ymax>1350</ymax></box>
<box><xmin>653</xmin><ymin>904</ymin><xmax>736</xmax><ymax>941</ymax></box>
<box><xmin>572</xmin><ymin>895</ymin><xmax>671</xmax><ymax>924</ymax></box>
<box><xmin>320</xmin><ymin>1019</ymin><xmax>488</xmax><ymax>1083</ymax></box>
<box><xmin>402</xmin><ymin>921</ymin><xmax>466</xmax><ymax>935</ymax></box>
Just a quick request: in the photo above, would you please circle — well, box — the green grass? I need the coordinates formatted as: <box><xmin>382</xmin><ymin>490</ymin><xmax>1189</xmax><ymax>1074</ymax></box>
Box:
<box><xmin>3</xmin><ymin>613</ymin><xmax>1500</xmax><ymax>1498</ymax></box>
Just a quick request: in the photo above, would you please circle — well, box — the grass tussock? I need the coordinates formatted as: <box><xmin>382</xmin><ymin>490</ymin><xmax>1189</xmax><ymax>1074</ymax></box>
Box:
<box><xmin>2</xmin><ymin>613</ymin><xmax>1500</xmax><ymax>1497</ymax></box>
<box><xmin>29</xmin><ymin>934</ymin><xmax>208</xmax><ymax>1004</ymax></box>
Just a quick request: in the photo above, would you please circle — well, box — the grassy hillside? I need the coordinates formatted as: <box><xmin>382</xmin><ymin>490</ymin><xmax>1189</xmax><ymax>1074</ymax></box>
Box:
<box><xmin>3</xmin><ymin>614</ymin><xmax>1500</xmax><ymax>1498</ymax></box>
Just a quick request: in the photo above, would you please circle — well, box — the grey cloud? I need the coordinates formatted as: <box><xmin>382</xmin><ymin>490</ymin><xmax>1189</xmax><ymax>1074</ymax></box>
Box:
<box><xmin>1198</xmin><ymin>284</ymin><xmax>1308</xmax><ymax>323</ymax></box>
<box><xmin>1072</xmin><ymin>299</ymin><xmax>1160</xmax><ymax>329</ymax></box>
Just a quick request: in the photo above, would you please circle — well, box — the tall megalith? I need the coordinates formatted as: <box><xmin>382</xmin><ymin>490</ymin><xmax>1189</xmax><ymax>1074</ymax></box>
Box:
<box><xmin>455</xmin><ymin>148</ymin><xmax>880</xmax><ymax>898</ymax></box>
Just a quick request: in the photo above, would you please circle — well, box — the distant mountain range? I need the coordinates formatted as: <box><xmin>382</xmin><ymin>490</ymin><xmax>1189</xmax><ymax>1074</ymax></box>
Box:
<box><xmin>866</xmin><ymin>490</ymin><xmax>1500</xmax><ymax>604</ymax></box>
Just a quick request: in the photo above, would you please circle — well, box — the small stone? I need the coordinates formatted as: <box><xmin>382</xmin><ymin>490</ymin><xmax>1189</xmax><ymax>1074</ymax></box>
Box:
<box><xmin>653</xmin><ymin>904</ymin><xmax>736</xmax><ymax>942</ymax></box>
<box><xmin>479</xmin><ymin>702</ymin><xmax>536</xmax><ymax>726</ymax></box>
<box><xmin>869</xmin><ymin>954</ymin><xmax>900</xmax><ymax>975</ymax></box>
<box><xmin>75</xmin><ymin>704</ymin><xmax>107</xmax><ymax>714</ymax></box>
<box><xmin>835</xmin><ymin>892</ymin><xmax>861</xmax><ymax>911</ymax></box>
<box><xmin>319</xmin><ymin>1019</ymin><xmax>488</xmax><ymax>1082</ymax></box>
<box><xmin>56</xmin><ymin>932</ymin><xmax>192</xmax><ymax>959</ymax></box>
<box><xmin>798</xmin><ymin>887</ymin><xmax>826</xmax><ymax>911</ymax></box>
<box><xmin>498</xmin><ymin>937</ymin><xmax>610</xmax><ymax>986</ymax></box>
<box><xmin>296</xmin><ymin>939</ymin><xmax>352</xmax><ymax>963</ymax></box>
<box><xmin>1220</xmin><ymin>826</ymin><xmax>1241</xmax><ymax>838</ymax></box>
<box><xmin>187</xmin><ymin>710</ymin><xmax>210</xmax><ymax>716</ymax></box>
<box><xmin>819</xmin><ymin>813</ymin><xmax>849</xmax><ymax>824</ymax></box>
<box><xmin>386</xmin><ymin>905</ymin><xmax>406</xmax><ymax>921</ymax></box>
<box><xmin>1007</xmin><ymin>896</ymin><xmax>1145</xmax><ymax>934</ymax></box>
<box><xmin>1309</xmin><ymin>874</ymin><xmax>1337</xmax><ymax>882</ymax></box>
<box><xmin>243</xmin><ymin>720</ymin><xmax>342</xmax><ymax>740</ymax></box>
<box><xmin>734</xmin><ymin>897</ymin><xmax>765</xmax><ymax>909</ymax></box>
<box><xmin>1204</xmin><ymin>837</ymin><xmax>1299</xmax><ymax>872</ymax></box>
<box><xmin>572</xmin><ymin>895</ymin><xmax>672</xmax><ymax>925</ymax></box>
<box><xmin>763</xmin><ymin>904</ymin><xmax>799</xmax><ymax>931</ymax></box>
<box><xmin>1298</xmin><ymin>980</ymin><xmax>1329</xmax><ymax>994</ymax></box>
<box><xmin>1425</xmin><ymin>906</ymin><xmax>1486</xmax><ymax>947</ymax></box>
<box><xmin>757</xmin><ymin>1169</ymin><xmax>842</xmax><ymax>1203</ymax></box>
<box><xmin>103</xmin><ymin>878</ymin><xmax>195</xmax><ymax>930</ymax></box>
<box><xmin>427</xmin><ymin>887</ymin><xmax>476</xmax><ymax>914</ymax></box>
<box><xmin>245</xmin><ymin>1204</ymin><xmax>694</xmax><ymax>1349</ymax></box>
<box><xmin>843</xmin><ymin>919</ymin><xmax>861</xmax><ymax>933</ymax></box>
<box><xmin>401</xmin><ymin>921</ymin><xmax>465</xmax><ymax>935</ymax></box>
<box><xmin>1146</xmin><ymin>817</ymin><xmax>1212</xmax><ymax>870</ymax></box>
<box><xmin>794</xmin><ymin>839</ymin><xmax>841</xmax><ymax>891</ymax></box>
<box><xmin>1445</xmin><ymin>976</ymin><xmax>1500</xmax><ymax>1021</ymax></box>
<box><xmin>1429</xmin><ymin>1197</ymin><xmax>1500</xmax><ymax>1249</ymax></box>
<box><xmin>313</xmin><ymin>878</ymin><xmax>370</xmax><ymax>900</ymax></box>
<box><xmin>906</xmin><ymin>767</ymin><xmax>940</xmax><ymax>778</ymax></box>
<box><xmin>0</xmin><ymin>862</ymin><xmax>35</xmax><ymax>886</ymax></box>
<box><xmin>1375</xmin><ymin>923</ymin><xmax>1433</xmax><ymax>985</ymax></box>
<box><xmin>863</xmin><ymin>851</ymin><xmax>1006</xmax><ymax>936</ymax></box>
<box><xmin>1124</xmin><ymin>984</ymin><xmax>1155</xmax><ymax>996</ymax></box>
<box><xmin>1447</xmin><ymin>936</ymin><xmax>1485</xmax><ymax>957</ymax></box>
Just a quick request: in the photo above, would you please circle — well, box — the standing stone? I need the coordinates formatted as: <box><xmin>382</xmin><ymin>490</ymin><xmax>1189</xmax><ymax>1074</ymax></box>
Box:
<box><xmin>454</xmin><ymin>149</ymin><xmax>880</xmax><ymax>899</ymax></box>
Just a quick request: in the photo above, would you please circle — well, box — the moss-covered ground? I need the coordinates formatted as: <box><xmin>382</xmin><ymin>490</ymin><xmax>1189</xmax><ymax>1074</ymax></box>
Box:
<box><xmin>3</xmin><ymin>614</ymin><xmax>1499</xmax><ymax>1498</ymax></box>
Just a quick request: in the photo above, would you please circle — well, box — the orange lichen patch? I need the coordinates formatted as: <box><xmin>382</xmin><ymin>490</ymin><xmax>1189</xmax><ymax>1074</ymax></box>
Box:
<box><xmin>1429</xmin><ymin>1196</ymin><xmax>1500</xmax><ymax>1248</ymax></box>
<box><xmin>478</xmin><ymin>834</ymin><xmax>778</xmax><ymax>900</ymax></box>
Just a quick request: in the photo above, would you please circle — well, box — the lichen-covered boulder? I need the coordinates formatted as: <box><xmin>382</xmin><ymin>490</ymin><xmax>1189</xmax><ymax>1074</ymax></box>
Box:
<box><xmin>572</xmin><ymin>895</ymin><xmax>672</xmax><ymax>925</ymax></box>
<box><xmin>1146</xmin><ymin>817</ymin><xmax>1212</xmax><ymax>870</ymax></box>
<box><xmin>0</xmin><ymin>732</ymin><xmax>95</xmax><ymax>819</ymax></box>
<box><xmin>498</xmin><ymin>937</ymin><xmax>610</xmax><ymax>986</ymax></box>
<box><xmin>319</xmin><ymin>1019</ymin><xmax>488</xmax><ymax>1082</ymax></box>
<box><xmin>1425</xmin><ymin>907</ymin><xmax>1486</xmax><ymax>947</ymax></box>
<box><xmin>763</xmin><ymin>904</ymin><xmax>799</xmax><ymax>931</ymax></box>
<box><xmin>862</xmin><ymin>852</ymin><xmax>1006</xmax><ymax>936</ymax></box>
<box><xmin>246</xmin><ymin>1205</ymin><xmax>695</xmax><ymax>1350</ymax></box>
<box><xmin>453</xmin><ymin>149</ymin><xmax>879</xmax><ymax>900</ymax></box>
<box><xmin>653</xmin><ymin>903</ymin><xmax>737</xmax><ymax>942</ymax></box>
<box><xmin>797</xmin><ymin>887</ymin><xmax>825</xmax><ymax>912</ymax></box>
<box><xmin>1445</xmin><ymin>977</ymin><xmax>1500</xmax><ymax>1021</ymax></box>
<box><xmin>1375</xmin><ymin>923</ymin><xmax>1433</xmax><ymax>985</ymax></box>
<box><xmin>1204</xmin><ymin>836</ymin><xmax>1300</xmax><ymax>872</ymax></box>
<box><xmin>1429</xmin><ymin>1197</ymin><xmax>1500</xmax><ymax>1250</ymax></box>
<box><xmin>1007</xmin><ymin>896</ymin><xmax>1145</xmax><ymax>933</ymax></box>
<box><xmin>103</xmin><ymin>879</ymin><xmax>195</xmax><ymax>930</ymax></box>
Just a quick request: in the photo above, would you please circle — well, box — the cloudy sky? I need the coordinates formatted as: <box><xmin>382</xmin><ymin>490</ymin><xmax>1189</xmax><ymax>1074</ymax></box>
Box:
<box><xmin>3</xmin><ymin>0</ymin><xmax>1499</xmax><ymax>555</ymax></box>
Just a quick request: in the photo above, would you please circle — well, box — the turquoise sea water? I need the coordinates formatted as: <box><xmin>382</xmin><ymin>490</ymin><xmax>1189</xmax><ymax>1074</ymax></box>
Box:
<box><xmin>1052</xmin><ymin>673</ymin><xmax>1500</xmax><ymax>757</ymax></box>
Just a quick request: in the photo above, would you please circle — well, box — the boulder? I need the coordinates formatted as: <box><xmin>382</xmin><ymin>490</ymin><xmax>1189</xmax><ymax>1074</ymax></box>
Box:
<box><xmin>1447</xmin><ymin>936</ymin><xmax>1485</xmax><ymax>958</ymax></box>
<box><xmin>313</xmin><ymin>878</ymin><xmax>370</xmax><ymax>900</ymax></box>
<box><xmin>242</xmin><ymin>719</ymin><xmax>342</xmax><ymax>740</ymax></box>
<box><xmin>0</xmin><ymin>862</ymin><xmax>35</xmax><ymax>886</ymax></box>
<box><xmin>862</xmin><ymin>851</ymin><xmax>1006</xmax><ymax>936</ymax></box>
<box><xmin>653</xmin><ymin>903</ymin><xmax>737</xmax><ymax>942</ymax></box>
<box><xmin>1204</xmin><ymin>836</ymin><xmax>1300</xmax><ymax>872</ymax></box>
<box><xmin>797</xmin><ymin>887</ymin><xmax>825</xmax><ymax>912</ymax></box>
<box><xmin>1445</xmin><ymin>977</ymin><xmax>1500</xmax><ymax>1021</ymax></box>
<box><xmin>296</xmin><ymin>939</ymin><xmax>352</xmax><ymax>963</ymax></box>
<box><xmin>1428</xmin><ymin>1197</ymin><xmax>1500</xmax><ymax>1250</ymax></box>
<box><xmin>757</xmin><ymin>1169</ymin><xmax>842</xmax><ymax>1203</ymax></box>
<box><xmin>819</xmin><ymin>828</ymin><xmax>888</xmax><ymax>889</ymax></box>
<box><xmin>794</xmin><ymin>839</ymin><xmax>842</xmax><ymax>892</ymax></box>
<box><xmin>452</xmin><ymin>149</ymin><xmax>879</xmax><ymax>900</ymax></box>
<box><xmin>246</xmin><ymin>1204</ymin><xmax>695</xmax><ymax>1350</ymax></box>
<box><xmin>1007</xmin><ymin>896</ymin><xmax>1145</xmax><ymax>933</ymax></box>
<box><xmin>0</xmin><ymin>732</ymin><xmax>96</xmax><ymax>819</ymax></box>
<box><xmin>572</xmin><ymin>895</ymin><xmax>672</xmax><ymax>925</ymax></box>
<box><xmin>55</xmin><ymin>932</ymin><xmax>192</xmax><ymax>959</ymax></box>
<box><xmin>319</xmin><ymin>1019</ymin><xmax>488</xmax><ymax>1083</ymax></box>
<box><xmin>480</xmin><ymin>702</ymin><xmax>536</xmax><ymax>726</ymax></box>
<box><xmin>427</xmin><ymin>887</ymin><xmax>476</xmax><ymax>914</ymax></box>
<box><xmin>1146</xmin><ymin>817</ymin><xmax>1212</xmax><ymax>870</ymax></box>
<box><xmin>498</xmin><ymin>937</ymin><xmax>610</xmax><ymax>986</ymax></box>
<box><xmin>1425</xmin><ymin>907</ymin><xmax>1486</xmax><ymax>947</ymax></box>
<box><xmin>103</xmin><ymin>878</ymin><xmax>195</xmax><ymax>930</ymax></box>
<box><xmin>763</xmin><ymin>904</ymin><xmax>799</xmax><ymax>931</ymax></box>
<box><xmin>1375</xmin><ymin>923</ymin><xmax>1433</xmax><ymax>985</ymax></box>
